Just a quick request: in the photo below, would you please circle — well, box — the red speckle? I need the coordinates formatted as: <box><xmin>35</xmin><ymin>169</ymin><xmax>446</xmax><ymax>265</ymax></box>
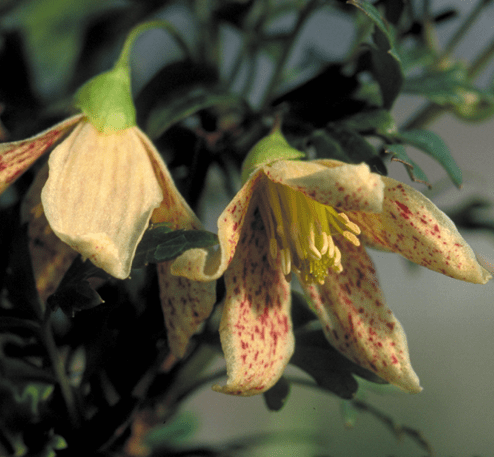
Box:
<box><xmin>233</xmin><ymin>222</ymin><xmax>238</xmax><ymax>231</ymax></box>
<box><xmin>395</xmin><ymin>201</ymin><xmax>412</xmax><ymax>218</ymax></box>
<box><xmin>434</xmin><ymin>224</ymin><xmax>440</xmax><ymax>233</ymax></box>
<box><xmin>391</xmin><ymin>355</ymin><xmax>398</xmax><ymax>364</ymax></box>
<box><xmin>386</xmin><ymin>322</ymin><xmax>395</xmax><ymax>331</ymax></box>
<box><xmin>348</xmin><ymin>313</ymin><xmax>354</xmax><ymax>332</ymax></box>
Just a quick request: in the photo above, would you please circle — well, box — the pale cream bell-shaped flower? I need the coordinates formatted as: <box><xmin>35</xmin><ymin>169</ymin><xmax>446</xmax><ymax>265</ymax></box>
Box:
<box><xmin>40</xmin><ymin>120</ymin><xmax>164</xmax><ymax>279</ymax></box>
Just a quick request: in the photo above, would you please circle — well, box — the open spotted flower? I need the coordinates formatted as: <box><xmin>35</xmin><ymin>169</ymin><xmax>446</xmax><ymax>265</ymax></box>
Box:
<box><xmin>172</xmin><ymin>145</ymin><xmax>491</xmax><ymax>396</ymax></box>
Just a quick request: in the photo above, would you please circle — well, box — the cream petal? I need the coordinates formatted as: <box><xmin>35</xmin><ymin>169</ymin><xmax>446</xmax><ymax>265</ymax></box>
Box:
<box><xmin>138</xmin><ymin>128</ymin><xmax>202</xmax><ymax>231</ymax></box>
<box><xmin>262</xmin><ymin>159</ymin><xmax>384</xmax><ymax>213</ymax></box>
<box><xmin>157</xmin><ymin>261</ymin><xmax>216</xmax><ymax>358</ymax></box>
<box><xmin>349</xmin><ymin>178</ymin><xmax>491</xmax><ymax>284</ymax></box>
<box><xmin>41</xmin><ymin>122</ymin><xmax>163</xmax><ymax>279</ymax></box>
<box><xmin>171</xmin><ymin>169</ymin><xmax>265</xmax><ymax>281</ymax></box>
<box><xmin>302</xmin><ymin>238</ymin><xmax>422</xmax><ymax>394</ymax></box>
<box><xmin>0</xmin><ymin>114</ymin><xmax>83</xmax><ymax>194</ymax></box>
<box><xmin>213</xmin><ymin>207</ymin><xmax>294</xmax><ymax>395</ymax></box>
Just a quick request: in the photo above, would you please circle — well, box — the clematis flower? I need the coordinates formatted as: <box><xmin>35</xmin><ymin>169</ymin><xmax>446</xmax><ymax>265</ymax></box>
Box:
<box><xmin>172</xmin><ymin>128</ymin><xmax>491</xmax><ymax>396</ymax></box>
<box><xmin>0</xmin><ymin>22</ymin><xmax>216</xmax><ymax>358</ymax></box>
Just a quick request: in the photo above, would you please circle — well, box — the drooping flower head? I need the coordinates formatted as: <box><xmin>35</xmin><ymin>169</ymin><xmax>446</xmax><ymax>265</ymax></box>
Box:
<box><xmin>171</xmin><ymin>124</ymin><xmax>491</xmax><ymax>396</ymax></box>
<box><xmin>0</xmin><ymin>21</ymin><xmax>216</xmax><ymax>358</ymax></box>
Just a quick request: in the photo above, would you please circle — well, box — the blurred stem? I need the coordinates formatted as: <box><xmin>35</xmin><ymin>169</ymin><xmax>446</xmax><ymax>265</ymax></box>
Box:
<box><xmin>403</xmin><ymin>36</ymin><xmax>494</xmax><ymax>130</ymax></box>
<box><xmin>195</xmin><ymin>0</ymin><xmax>219</xmax><ymax>69</ymax></box>
<box><xmin>116</xmin><ymin>20</ymin><xmax>193</xmax><ymax>69</ymax></box>
<box><xmin>42</xmin><ymin>307</ymin><xmax>80</xmax><ymax>429</ymax></box>
<box><xmin>259</xmin><ymin>0</ymin><xmax>320</xmax><ymax>109</ymax></box>
<box><xmin>228</xmin><ymin>0</ymin><xmax>269</xmax><ymax>86</ymax></box>
<box><xmin>443</xmin><ymin>0</ymin><xmax>490</xmax><ymax>56</ymax></box>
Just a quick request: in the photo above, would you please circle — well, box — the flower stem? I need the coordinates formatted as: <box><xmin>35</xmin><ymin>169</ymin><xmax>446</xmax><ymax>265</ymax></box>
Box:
<box><xmin>42</xmin><ymin>307</ymin><xmax>80</xmax><ymax>429</ymax></box>
<box><xmin>116</xmin><ymin>20</ymin><xmax>193</xmax><ymax>70</ymax></box>
<box><xmin>259</xmin><ymin>0</ymin><xmax>320</xmax><ymax>109</ymax></box>
<box><xmin>443</xmin><ymin>0</ymin><xmax>491</xmax><ymax>57</ymax></box>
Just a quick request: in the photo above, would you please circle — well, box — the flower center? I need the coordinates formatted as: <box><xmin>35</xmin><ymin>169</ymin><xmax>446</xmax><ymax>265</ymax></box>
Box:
<box><xmin>257</xmin><ymin>178</ymin><xmax>361</xmax><ymax>284</ymax></box>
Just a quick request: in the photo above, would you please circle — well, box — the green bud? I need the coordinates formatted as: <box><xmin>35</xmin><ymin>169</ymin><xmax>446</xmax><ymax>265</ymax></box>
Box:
<box><xmin>241</xmin><ymin>126</ymin><xmax>305</xmax><ymax>183</ymax></box>
<box><xmin>74</xmin><ymin>66</ymin><xmax>136</xmax><ymax>134</ymax></box>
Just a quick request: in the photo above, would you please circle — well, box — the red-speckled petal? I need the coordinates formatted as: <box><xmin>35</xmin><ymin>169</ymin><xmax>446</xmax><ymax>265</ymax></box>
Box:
<box><xmin>171</xmin><ymin>169</ymin><xmax>265</xmax><ymax>281</ymax></box>
<box><xmin>0</xmin><ymin>114</ymin><xmax>83</xmax><ymax>194</ymax></box>
<box><xmin>213</xmin><ymin>207</ymin><xmax>294</xmax><ymax>396</ymax></box>
<box><xmin>262</xmin><ymin>160</ymin><xmax>384</xmax><ymax>213</ymax></box>
<box><xmin>349</xmin><ymin>178</ymin><xmax>491</xmax><ymax>284</ymax></box>
<box><xmin>144</xmin><ymin>129</ymin><xmax>217</xmax><ymax>357</ymax></box>
<box><xmin>141</xmin><ymin>128</ymin><xmax>202</xmax><ymax>231</ymax></box>
<box><xmin>41</xmin><ymin>122</ymin><xmax>163</xmax><ymax>279</ymax></box>
<box><xmin>302</xmin><ymin>239</ymin><xmax>421</xmax><ymax>393</ymax></box>
<box><xmin>157</xmin><ymin>262</ymin><xmax>216</xmax><ymax>358</ymax></box>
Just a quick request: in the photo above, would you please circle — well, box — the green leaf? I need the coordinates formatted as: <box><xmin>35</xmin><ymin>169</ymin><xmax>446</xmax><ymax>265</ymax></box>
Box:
<box><xmin>339</xmin><ymin>109</ymin><xmax>398</xmax><ymax>138</ymax></box>
<box><xmin>368</xmin><ymin>45</ymin><xmax>403</xmax><ymax>108</ymax></box>
<box><xmin>324</xmin><ymin>124</ymin><xmax>379</xmax><ymax>163</ymax></box>
<box><xmin>385</xmin><ymin>144</ymin><xmax>431</xmax><ymax>187</ymax></box>
<box><xmin>12</xmin><ymin>383</ymin><xmax>54</xmax><ymax>416</ymax></box>
<box><xmin>0</xmin><ymin>0</ymin><xmax>124</xmax><ymax>98</ymax></box>
<box><xmin>263</xmin><ymin>376</ymin><xmax>290</xmax><ymax>412</ymax></box>
<box><xmin>348</xmin><ymin>0</ymin><xmax>400</xmax><ymax>61</ymax></box>
<box><xmin>349</xmin><ymin>1</ymin><xmax>403</xmax><ymax>108</ymax></box>
<box><xmin>46</xmin><ymin>256</ymin><xmax>106</xmax><ymax>317</ymax></box>
<box><xmin>132</xmin><ymin>223</ymin><xmax>219</xmax><ymax>268</ymax></box>
<box><xmin>399</xmin><ymin>129</ymin><xmax>462</xmax><ymax>187</ymax></box>
<box><xmin>145</xmin><ymin>411</ymin><xmax>198</xmax><ymax>448</ymax></box>
<box><xmin>146</xmin><ymin>89</ymin><xmax>241</xmax><ymax>139</ymax></box>
<box><xmin>290</xmin><ymin>330</ymin><xmax>386</xmax><ymax>400</ymax></box>
<box><xmin>403</xmin><ymin>63</ymin><xmax>494</xmax><ymax>121</ymax></box>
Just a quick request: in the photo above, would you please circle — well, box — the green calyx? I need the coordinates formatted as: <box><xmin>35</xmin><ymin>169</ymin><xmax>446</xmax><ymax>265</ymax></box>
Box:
<box><xmin>241</xmin><ymin>124</ymin><xmax>305</xmax><ymax>184</ymax></box>
<box><xmin>74</xmin><ymin>66</ymin><xmax>136</xmax><ymax>134</ymax></box>
<box><xmin>74</xmin><ymin>20</ymin><xmax>188</xmax><ymax>134</ymax></box>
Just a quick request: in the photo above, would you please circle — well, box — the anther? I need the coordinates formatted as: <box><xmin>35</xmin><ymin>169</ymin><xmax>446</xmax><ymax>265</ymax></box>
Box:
<box><xmin>343</xmin><ymin>231</ymin><xmax>360</xmax><ymax>246</ymax></box>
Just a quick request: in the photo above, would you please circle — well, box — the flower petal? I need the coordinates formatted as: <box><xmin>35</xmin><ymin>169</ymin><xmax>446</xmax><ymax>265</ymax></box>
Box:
<box><xmin>141</xmin><ymin>128</ymin><xmax>202</xmax><ymax>231</ymax></box>
<box><xmin>144</xmin><ymin>131</ymin><xmax>217</xmax><ymax>358</ymax></box>
<box><xmin>171</xmin><ymin>169</ymin><xmax>265</xmax><ymax>281</ymax></box>
<box><xmin>302</xmin><ymin>239</ymin><xmax>422</xmax><ymax>393</ymax></box>
<box><xmin>157</xmin><ymin>262</ymin><xmax>216</xmax><ymax>358</ymax></box>
<box><xmin>41</xmin><ymin>122</ymin><xmax>163</xmax><ymax>279</ymax></box>
<box><xmin>20</xmin><ymin>164</ymin><xmax>78</xmax><ymax>303</ymax></box>
<box><xmin>263</xmin><ymin>159</ymin><xmax>384</xmax><ymax>213</ymax></box>
<box><xmin>0</xmin><ymin>114</ymin><xmax>83</xmax><ymax>194</ymax></box>
<box><xmin>349</xmin><ymin>178</ymin><xmax>491</xmax><ymax>284</ymax></box>
<box><xmin>213</xmin><ymin>207</ymin><xmax>294</xmax><ymax>395</ymax></box>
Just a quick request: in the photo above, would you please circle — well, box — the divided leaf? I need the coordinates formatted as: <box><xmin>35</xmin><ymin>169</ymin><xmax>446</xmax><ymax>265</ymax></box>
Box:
<box><xmin>399</xmin><ymin>129</ymin><xmax>462</xmax><ymax>187</ymax></box>
<box><xmin>133</xmin><ymin>223</ymin><xmax>219</xmax><ymax>268</ymax></box>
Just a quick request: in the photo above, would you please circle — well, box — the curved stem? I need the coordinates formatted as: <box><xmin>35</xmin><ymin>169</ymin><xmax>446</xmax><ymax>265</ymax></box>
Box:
<box><xmin>443</xmin><ymin>0</ymin><xmax>490</xmax><ymax>57</ymax></box>
<box><xmin>42</xmin><ymin>307</ymin><xmax>80</xmax><ymax>428</ymax></box>
<box><xmin>259</xmin><ymin>0</ymin><xmax>320</xmax><ymax>109</ymax></box>
<box><xmin>116</xmin><ymin>20</ymin><xmax>193</xmax><ymax>70</ymax></box>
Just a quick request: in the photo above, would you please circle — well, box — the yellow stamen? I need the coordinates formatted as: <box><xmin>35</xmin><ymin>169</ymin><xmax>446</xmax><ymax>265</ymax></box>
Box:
<box><xmin>257</xmin><ymin>177</ymin><xmax>361</xmax><ymax>285</ymax></box>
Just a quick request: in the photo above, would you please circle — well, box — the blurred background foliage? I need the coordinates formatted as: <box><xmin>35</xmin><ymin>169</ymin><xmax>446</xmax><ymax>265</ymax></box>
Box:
<box><xmin>1</xmin><ymin>0</ymin><xmax>494</xmax><ymax>456</ymax></box>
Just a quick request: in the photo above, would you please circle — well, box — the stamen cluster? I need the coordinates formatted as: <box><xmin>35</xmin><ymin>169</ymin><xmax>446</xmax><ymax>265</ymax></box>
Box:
<box><xmin>258</xmin><ymin>178</ymin><xmax>361</xmax><ymax>284</ymax></box>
